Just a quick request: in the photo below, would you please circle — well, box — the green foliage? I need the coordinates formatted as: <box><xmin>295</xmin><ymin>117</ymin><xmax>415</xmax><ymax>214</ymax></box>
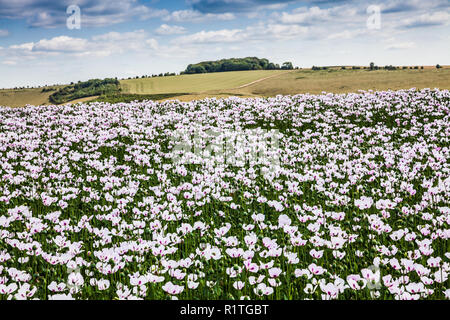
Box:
<box><xmin>384</xmin><ymin>65</ymin><xmax>397</xmax><ymax>71</ymax></box>
<box><xmin>311</xmin><ymin>66</ymin><xmax>331</xmax><ymax>71</ymax></box>
<box><xmin>49</xmin><ymin>78</ymin><xmax>120</xmax><ymax>104</ymax></box>
<box><xmin>281</xmin><ymin>62</ymin><xmax>294</xmax><ymax>70</ymax></box>
<box><xmin>41</xmin><ymin>87</ymin><xmax>56</xmax><ymax>93</ymax></box>
<box><xmin>91</xmin><ymin>93</ymin><xmax>188</xmax><ymax>104</ymax></box>
<box><xmin>183</xmin><ymin>57</ymin><xmax>280</xmax><ymax>74</ymax></box>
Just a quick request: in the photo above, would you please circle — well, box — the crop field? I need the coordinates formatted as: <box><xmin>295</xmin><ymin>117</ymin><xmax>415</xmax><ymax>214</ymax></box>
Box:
<box><xmin>120</xmin><ymin>70</ymin><xmax>288</xmax><ymax>95</ymax></box>
<box><xmin>234</xmin><ymin>67</ymin><xmax>450</xmax><ymax>97</ymax></box>
<box><xmin>0</xmin><ymin>89</ymin><xmax>449</xmax><ymax>300</ymax></box>
<box><xmin>0</xmin><ymin>88</ymin><xmax>57</xmax><ymax>108</ymax></box>
<box><xmin>1</xmin><ymin>68</ymin><xmax>449</xmax><ymax>107</ymax></box>
<box><xmin>121</xmin><ymin>67</ymin><xmax>450</xmax><ymax>102</ymax></box>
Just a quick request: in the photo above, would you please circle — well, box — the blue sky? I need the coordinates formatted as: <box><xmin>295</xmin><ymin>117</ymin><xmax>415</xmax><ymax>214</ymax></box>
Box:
<box><xmin>0</xmin><ymin>0</ymin><xmax>449</xmax><ymax>88</ymax></box>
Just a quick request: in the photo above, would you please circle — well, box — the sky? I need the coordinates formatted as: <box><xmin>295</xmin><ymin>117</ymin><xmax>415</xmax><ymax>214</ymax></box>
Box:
<box><xmin>0</xmin><ymin>0</ymin><xmax>449</xmax><ymax>88</ymax></box>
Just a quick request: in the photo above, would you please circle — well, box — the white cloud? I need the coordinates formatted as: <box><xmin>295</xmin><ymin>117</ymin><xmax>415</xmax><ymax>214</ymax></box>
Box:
<box><xmin>0</xmin><ymin>0</ymin><xmax>168</xmax><ymax>28</ymax></box>
<box><xmin>92</xmin><ymin>30</ymin><xmax>147</xmax><ymax>41</ymax></box>
<box><xmin>4</xmin><ymin>30</ymin><xmax>160</xmax><ymax>61</ymax></box>
<box><xmin>33</xmin><ymin>36</ymin><xmax>89</xmax><ymax>52</ymax></box>
<box><xmin>399</xmin><ymin>12</ymin><xmax>450</xmax><ymax>28</ymax></box>
<box><xmin>146</xmin><ymin>39</ymin><xmax>159</xmax><ymax>50</ymax></box>
<box><xmin>247</xmin><ymin>11</ymin><xmax>260</xmax><ymax>19</ymax></box>
<box><xmin>379</xmin><ymin>0</ymin><xmax>450</xmax><ymax>14</ymax></box>
<box><xmin>0</xmin><ymin>29</ymin><xmax>9</xmax><ymax>37</ymax></box>
<box><xmin>276</xmin><ymin>5</ymin><xmax>357</xmax><ymax>25</ymax></box>
<box><xmin>80</xmin><ymin>7</ymin><xmax>168</xmax><ymax>27</ymax></box>
<box><xmin>163</xmin><ymin>10</ymin><xmax>235</xmax><ymax>23</ymax></box>
<box><xmin>188</xmin><ymin>0</ymin><xmax>293</xmax><ymax>13</ymax></box>
<box><xmin>176</xmin><ymin>29</ymin><xmax>245</xmax><ymax>44</ymax></box>
<box><xmin>261</xmin><ymin>23</ymin><xmax>309</xmax><ymax>39</ymax></box>
<box><xmin>2</xmin><ymin>60</ymin><xmax>17</xmax><ymax>65</ymax></box>
<box><xmin>9</xmin><ymin>42</ymin><xmax>34</xmax><ymax>51</ymax></box>
<box><xmin>155</xmin><ymin>24</ymin><xmax>187</xmax><ymax>35</ymax></box>
<box><xmin>385</xmin><ymin>42</ymin><xmax>416</xmax><ymax>50</ymax></box>
<box><xmin>327</xmin><ymin>29</ymin><xmax>367</xmax><ymax>40</ymax></box>
<box><xmin>175</xmin><ymin>22</ymin><xmax>310</xmax><ymax>46</ymax></box>
<box><xmin>278</xmin><ymin>6</ymin><xmax>330</xmax><ymax>25</ymax></box>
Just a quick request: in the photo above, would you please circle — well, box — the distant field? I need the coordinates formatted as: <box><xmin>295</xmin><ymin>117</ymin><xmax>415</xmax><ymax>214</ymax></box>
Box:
<box><xmin>151</xmin><ymin>67</ymin><xmax>450</xmax><ymax>102</ymax></box>
<box><xmin>1</xmin><ymin>67</ymin><xmax>450</xmax><ymax>107</ymax></box>
<box><xmin>0</xmin><ymin>88</ymin><xmax>57</xmax><ymax>108</ymax></box>
<box><xmin>231</xmin><ymin>67</ymin><xmax>450</xmax><ymax>97</ymax></box>
<box><xmin>120</xmin><ymin>70</ymin><xmax>288</xmax><ymax>94</ymax></box>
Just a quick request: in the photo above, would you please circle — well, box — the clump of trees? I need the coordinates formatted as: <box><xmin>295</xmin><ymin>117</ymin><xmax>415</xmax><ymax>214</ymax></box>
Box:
<box><xmin>41</xmin><ymin>87</ymin><xmax>56</xmax><ymax>93</ymax></box>
<box><xmin>369</xmin><ymin>62</ymin><xmax>396</xmax><ymax>70</ymax></box>
<box><xmin>281</xmin><ymin>62</ymin><xmax>294</xmax><ymax>70</ymax></box>
<box><xmin>384</xmin><ymin>65</ymin><xmax>397</xmax><ymax>70</ymax></box>
<box><xmin>181</xmin><ymin>57</ymin><xmax>293</xmax><ymax>74</ymax></box>
<box><xmin>49</xmin><ymin>78</ymin><xmax>120</xmax><ymax>104</ymax></box>
<box><xmin>369</xmin><ymin>62</ymin><xmax>412</xmax><ymax>71</ymax></box>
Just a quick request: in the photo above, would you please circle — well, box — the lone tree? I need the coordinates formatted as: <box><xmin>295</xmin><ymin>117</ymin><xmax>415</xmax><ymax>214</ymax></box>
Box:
<box><xmin>436</xmin><ymin>64</ymin><xmax>442</xmax><ymax>69</ymax></box>
<box><xmin>370</xmin><ymin>62</ymin><xmax>375</xmax><ymax>70</ymax></box>
<box><xmin>281</xmin><ymin>62</ymin><xmax>294</xmax><ymax>70</ymax></box>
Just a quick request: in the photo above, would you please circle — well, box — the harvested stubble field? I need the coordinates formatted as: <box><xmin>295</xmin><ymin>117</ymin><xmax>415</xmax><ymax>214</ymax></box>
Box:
<box><xmin>123</xmin><ymin>67</ymin><xmax>450</xmax><ymax>102</ymax></box>
<box><xmin>0</xmin><ymin>88</ymin><xmax>448</xmax><ymax>300</ymax></box>
<box><xmin>234</xmin><ymin>67</ymin><xmax>450</xmax><ymax>96</ymax></box>
<box><xmin>0</xmin><ymin>88</ymin><xmax>58</xmax><ymax>108</ymax></box>
<box><xmin>120</xmin><ymin>70</ymin><xmax>288</xmax><ymax>95</ymax></box>
<box><xmin>2</xmin><ymin>67</ymin><xmax>449</xmax><ymax>107</ymax></box>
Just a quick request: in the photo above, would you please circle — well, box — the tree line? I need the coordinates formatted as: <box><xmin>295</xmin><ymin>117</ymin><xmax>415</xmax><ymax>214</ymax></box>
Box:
<box><xmin>181</xmin><ymin>57</ymin><xmax>294</xmax><ymax>74</ymax></box>
<box><xmin>310</xmin><ymin>63</ymin><xmax>444</xmax><ymax>71</ymax></box>
<box><xmin>49</xmin><ymin>78</ymin><xmax>120</xmax><ymax>104</ymax></box>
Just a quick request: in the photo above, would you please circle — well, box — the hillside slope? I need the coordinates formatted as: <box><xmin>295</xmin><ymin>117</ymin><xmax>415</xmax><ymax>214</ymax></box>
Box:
<box><xmin>1</xmin><ymin>67</ymin><xmax>450</xmax><ymax>107</ymax></box>
<box><xmin>120</xmin><ymin>70</ymin><xmax>288</xmax><ymax>94</ymax></box>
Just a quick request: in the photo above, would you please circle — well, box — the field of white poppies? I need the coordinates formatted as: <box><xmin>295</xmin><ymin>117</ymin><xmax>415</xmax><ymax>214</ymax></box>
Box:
<box><xmin>0</xmin><ymin>88</ymin><xmax>449</xmax><ymax>300</ymax></box>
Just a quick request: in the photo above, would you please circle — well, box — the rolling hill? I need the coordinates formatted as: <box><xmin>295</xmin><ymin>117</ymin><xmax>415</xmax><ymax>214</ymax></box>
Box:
<box><xmin>1</xmin><ymin>67</ymin><xmax>450</xmax><ymax>107</ymax></box>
